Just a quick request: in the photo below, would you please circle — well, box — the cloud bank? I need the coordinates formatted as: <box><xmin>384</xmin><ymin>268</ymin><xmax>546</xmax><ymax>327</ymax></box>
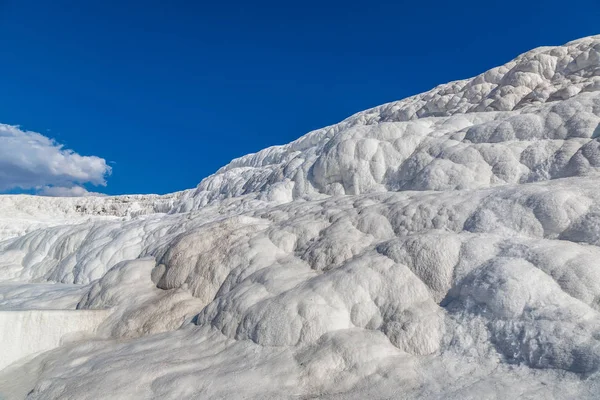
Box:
<box><xmin>0</xmin><ymin>124</ymin><xmax>111</xmax><ymax>195</ymax></box>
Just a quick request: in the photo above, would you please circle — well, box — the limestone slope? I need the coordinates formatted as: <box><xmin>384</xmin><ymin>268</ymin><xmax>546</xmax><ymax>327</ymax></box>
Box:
<box><xmin>2</xmin><ymin>35</ymin><xmax>600</xmax><ymax>399</ymax></box>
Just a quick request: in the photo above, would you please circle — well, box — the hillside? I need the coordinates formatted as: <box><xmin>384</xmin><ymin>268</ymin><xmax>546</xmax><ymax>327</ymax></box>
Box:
<box><xmin>2</xmin><ymin>35</ymin><xmax>600</xmax><ymax>399</ymax></box>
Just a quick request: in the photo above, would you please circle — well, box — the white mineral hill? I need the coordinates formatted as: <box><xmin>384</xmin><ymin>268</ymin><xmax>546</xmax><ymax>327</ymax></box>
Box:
<box><xmin>2</xmin><ymin>35</ymin><xmax>600</xmax><ymax>399</ymax></box>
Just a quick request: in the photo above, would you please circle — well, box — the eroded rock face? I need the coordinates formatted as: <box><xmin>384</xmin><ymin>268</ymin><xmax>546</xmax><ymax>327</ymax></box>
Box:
<box><xmin>3</xmin><ymin>36</ymin><xmax>600</xmax><ymax>399</ymax></box>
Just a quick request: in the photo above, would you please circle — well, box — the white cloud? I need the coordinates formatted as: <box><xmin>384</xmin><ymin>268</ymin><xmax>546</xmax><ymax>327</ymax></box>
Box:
<box><xmin>0</xmin><ymin>124</ymin><xmax>111</xmax><ymax>192</ymax></box>
<box><xmin>38</xmin><ymin>185</ymin><xmax>107</xmax><ymax>197</ymax></box>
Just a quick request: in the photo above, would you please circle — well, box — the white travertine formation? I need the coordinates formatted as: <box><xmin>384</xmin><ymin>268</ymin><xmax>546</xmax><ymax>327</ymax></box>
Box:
<box><xmin>0</xmin><ymin>309</ymin><xmax>110</xmax><ymax>370</ymax></box>
<box><xmin>3</xmin><ymin>35</ymin><xmax>600</xmax><ymax>399</ymax></box>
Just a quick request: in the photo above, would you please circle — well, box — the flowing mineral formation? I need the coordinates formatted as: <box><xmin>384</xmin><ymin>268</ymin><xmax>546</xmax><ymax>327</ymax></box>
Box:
<box><xmin>2</xmin><ymin>35</ymin><xmax>600</xmax><ymax>399</ymax></box>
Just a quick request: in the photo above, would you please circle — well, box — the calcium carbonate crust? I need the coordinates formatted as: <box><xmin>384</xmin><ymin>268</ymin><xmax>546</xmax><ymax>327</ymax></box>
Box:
<box><xmin>2</xmin><ymin>35</ymin><xmax>600</xmax><ymax>400</ymax></box>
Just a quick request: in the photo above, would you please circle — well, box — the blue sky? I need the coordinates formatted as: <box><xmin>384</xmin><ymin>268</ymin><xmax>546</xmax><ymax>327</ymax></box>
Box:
<box><xmin>0</xmin><ymin>0</ymin><xmax>599</xmax><ymax>195</ymax></box>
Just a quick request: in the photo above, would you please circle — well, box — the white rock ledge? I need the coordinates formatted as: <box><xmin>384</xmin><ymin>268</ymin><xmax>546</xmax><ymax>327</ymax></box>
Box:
<box><xmin>0</xmin><ymin>309</ymin><xmax>110</xmax><ymax>371</ymax></box>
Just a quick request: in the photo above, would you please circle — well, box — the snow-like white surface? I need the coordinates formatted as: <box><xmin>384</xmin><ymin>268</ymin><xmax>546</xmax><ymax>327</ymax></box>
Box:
<box><xmin>172</xmin><ymin>34</ymin><xmax>600</xmax><ymax>211</ymax></box>
<box><xmin>3</xmin><ymin>35</ymin><xmax>600</xmax><ymax>399</ymax></box>
<box><xmin>0</xmin><ymin>192</ymin><xmax>186</xmax><ymax>241</ymax></box>
<box><xmin>0</xmin><ymin>309</ymin><xmax>110</xmax><ymax>370</ymax></box>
